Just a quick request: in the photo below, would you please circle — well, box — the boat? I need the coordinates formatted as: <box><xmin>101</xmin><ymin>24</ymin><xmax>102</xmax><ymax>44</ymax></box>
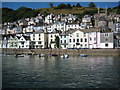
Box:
<box><xmin>61</xmin><ymin>55</ymin><xmax>64</xmax><ymax>58</ymax></box>
<box><xmin>49</xmin><ymin>54</ymin><xmax>58</xmax><ymax>56</ymax></box>
<box><xmin>64</xmin><ymin>54</ymin><xmax>69</xmax><ymax>58</ymax></box>
<box><xmin>61</xmin><ymin>54</ymin><xmax>69</xmax><ymax>58</ymax></box>
<box><xmin>39</xmin><ymin>54</ymin><xmax>45</xmax><ymax>57</ymax></box>
<box><xmin>80</xmin><ymin>54</ymin><xmax>88</xmax><ymax>57</ymax></box>
<box><xmin>15</xmin><ymin>54</ymin><xmax>25</xmax><ymax>57</ymax></box>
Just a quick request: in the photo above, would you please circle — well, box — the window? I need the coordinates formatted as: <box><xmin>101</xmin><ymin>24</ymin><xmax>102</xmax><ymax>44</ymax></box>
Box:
<box><xmin>106</xmin><ymin>38</ymin><xmax>108</xmax><ymax>41</ymax></box>
<box><xmin>76</xmin><ymin>33</ymin><xmax>79</xmax><ymax>37</ymax></box>
<box><xmin>77</xmin><ymin>39</ymin><xmax>79</xmax><ymax>42</ymax></box>
<box><xmin>85</xmin><ymin>44</ymin><xmax>87</xmax><ymax>47</ymax></box>
<box><xmin>33</xmin><ymin>34</ymin><xmax>35</xmax><ymax>37</ymax></box>
<box><xmin>94</xmin><ymin>37</ymin><xmax>96</xmax><ymax>41</ymax></box>
<box><xmin>33</xmin><ymin>38</ymin><xmax>35</xmax><ymax>40</ymax></box>
<box><xmin>64</xmin><ymin>36</ymin><xmax>66</xmax><ymax>38</ymax></box>
<box><xmin>90</xmin><ymin>38</ymin><xmax>92</xmax><ymax>41</ymax></box>
<box><xmin>85</xmin><ymin>38</ymin><xmax>87</xmax><ymax>42</ymax></box>
<box><xmin>81</xmin><ymin>39</ymin><xmax>83</xmax><ymax>42</ymax></box>
<box><xmin>69</xmin><ymin>39</ymin><xmax>71</xmax><ymax>42</ymax></box>
<box><xmin>73</xmin><ymin>39</ymin><xmax>75</xmax><ymax>42</ymax></box>
<box><xmin>105</xmin><ymin>33</ymin><xmax>109</xmax><ymax>37</ymax></box>
<box><xmin>39</xmin><ymin>38</ymin><xmax>40</xmax><ymax>40</ymax></box>
<box><xmin>105</xmin><ymin>43</ymin><xmax>108</xmax><ymax>47</ymax></box>
<box><xmin>39</xmin><ymin>34</ymin><xmax>41</xmax><ymax>37</ymax></box>
<box><xmin>64</xmin><ymin>40</ymin><xmax>66</xmax><ymax>43</ymax></box>
<box><xmin>38</xmin><ymin>41</ymin><xmax>41</xmax><ymax>44</ymax></box>
<box><xmin>51</xmin><ymin>35</ymin><xmax>52</xmax><ymax>38</ymax></box>
<box><xmin>61</xmin><ymin>40</ymin><xmax>62</xmax><ymax>43</ymax></box>
<box><xmin>84</xmin><ymin>33</ymin><xmax>86</xmax><ymax>37</ymax></box>
<box><xmin>64</xmin><ymin>45</ymin><xmax>66</xmax><ymax>48</ymax></box>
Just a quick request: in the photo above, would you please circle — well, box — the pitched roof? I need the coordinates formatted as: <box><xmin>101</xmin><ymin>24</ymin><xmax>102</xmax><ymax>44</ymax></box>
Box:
<box><xmin>22</xmin><ymin>36</ymin><xmax>30</xmax><ymax>40</ymax></box>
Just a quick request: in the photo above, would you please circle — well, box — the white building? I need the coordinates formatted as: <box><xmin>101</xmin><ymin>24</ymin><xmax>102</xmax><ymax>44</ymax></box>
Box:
<box><xmin>48</xmin><ymin>32</ymin><xmax>59</xmax><ymax>49</ymax></box>
<box><xmin>67</xmin><ymin>29</ymin><xmax>89</xmax><ymax>48</ymax></box>
<box><xmin>18</xmin><ymin>36</ymin><xmax>31</xmax><ymax>48</ymax></box>
<box><xmin>30</xmin><ymin>31</ymin><xmax>48</xmax><ymax>49</ymax></box>
<box><xmin>66</xmin><ymin>23</ymin><xmax>80</xmax><ymax>31</ymax></box>
<box><xmin>45</xmin><ymin>14</ymin><xmax>53</xmax><ymax>24</ymax></box>
<box><xmin>59</xmin><ymin>33</ymin><xmax>69</xmax><ymax>49</ymax></box>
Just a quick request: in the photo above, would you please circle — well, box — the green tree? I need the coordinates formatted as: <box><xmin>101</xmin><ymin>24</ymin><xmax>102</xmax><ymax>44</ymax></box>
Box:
<box><xmin>66</xmin><ymin>3</ymin><xmax>72</xmax><ymax>9</ymax></box>
<box><xmin>73</xmin><ymin>5</ymin><xmax>75</xmax><ymax>7</ymax></box>
<box><xmin>49</xmin><ymin>3</ymin><xmax>53</xmax><ymax>8</ymax></box>
<box><xmin>89</xmin><ymin>2</ymin><xmax>96</xmax><ymax>8</ymax></box>
<box><xmin>76</xmin><ymin>3</ymin><xmax>82</xmax><ymax>7</ymax></box>
<box><xmin>55</xmin><ymin>36</ymin><xmax>60</xmax><ymax>48</ymax></box>
<box><xmin>57</xmin><ymin>3</ymin><xmax>67</xmax><ymax>9</ymax></box>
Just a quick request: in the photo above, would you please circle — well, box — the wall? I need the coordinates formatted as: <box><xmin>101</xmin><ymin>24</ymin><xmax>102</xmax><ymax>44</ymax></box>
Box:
<box><xmin>1</xmin><ymin>48</ymin><xmax>120</xmax><ymax>56</ymax></box>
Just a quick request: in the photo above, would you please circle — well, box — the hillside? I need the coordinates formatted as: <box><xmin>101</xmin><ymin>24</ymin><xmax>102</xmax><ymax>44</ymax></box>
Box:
<box><xmin>2</xmin><ymin>6</ymin><xmax>120</xmax><ymax>23</ymax></box>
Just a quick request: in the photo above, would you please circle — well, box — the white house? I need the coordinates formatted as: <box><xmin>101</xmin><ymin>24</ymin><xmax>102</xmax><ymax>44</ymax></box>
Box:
<box><xmin>67</xmin><ymin>29</ymin><xmax>89</xmax><ymax>49</ymax></box>
<box><xmin>59</xmin><ymin>33</ymin><xmax>69</xmax><ymax>49</ymax></box>
<box><xmin>66</xmin><ymin>23</ymin><xmax>80</xmax><ymax>31</ymax></box>
<box><xmin>45</xmin><ymin>14</ymin><xmax>53</xmax><ymax>24</ymax></box>
<box><xmin>30</xmin><ymin>31</ymin><xmax>48</xmax><ymax>49</ymax></box>
<box><xmin>18</xmin><ymin>35</ymin><xmax>31</xmax><ymax>48</ymax></box>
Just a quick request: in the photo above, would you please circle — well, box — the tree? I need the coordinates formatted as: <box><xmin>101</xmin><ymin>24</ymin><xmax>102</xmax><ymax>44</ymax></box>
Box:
<box><xmin>89</xmin><ymin>2</ymin><xmax>96</xmax><ymax>8</ymax></box>
<box><xmin>73</xmin><ymin>5</ymin><xmax>75</xmax><ymax>7</ymax></box>
<box><xmin>55</xmin><ymin>36</ymin><xmax>60</xmax><ymax>48</ymax></box>
<box><xmin>49</xmin><ymin>3</ymin><xmax>53</xmax><ymax>8</ymax></box>
<box><xmin>76</xmin><ymin>3</ymin><xmax>82</xmax><ymax>7</ymax></box>
<box><xmin>66</xmin><ymin>3</ymin><xmax>72</xmax><ymax>9</ymax></box>
<box><xmin>57</xmin><ymin>3</ymin><xmax>67</xmax><ymax>9</ymax></box>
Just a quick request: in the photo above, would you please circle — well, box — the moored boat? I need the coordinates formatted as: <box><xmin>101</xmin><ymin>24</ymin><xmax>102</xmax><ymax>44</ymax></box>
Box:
<box><xmin>61</xmin><ymin>54</ymin><xmax>69</xmax><ymax>58</ymax></box>
<box><xmin>39</xmin><ymin>54</ymin><xmax>45</xmax><ymax>57</ymax></box>
<box><xmin>80</xmin><ymin>54</ymin><xmax>88</xmax><ymax>57</ymax></box>
<box><xmin>15</xmin><ymin>54</ymin><xmax>25</xmax><ymax>57</ymax></box>
<box><xmin>49</xmin><ymin>54</ymin><xmax>58</xmax><ymax>56</ymax></box>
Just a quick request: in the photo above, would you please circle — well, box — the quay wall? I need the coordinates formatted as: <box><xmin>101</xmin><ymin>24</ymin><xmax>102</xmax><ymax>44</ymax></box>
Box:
<box><xmin>1</xmin><ymin>48</ymin><xmax>120</xmax><ymax>56</ymax></box>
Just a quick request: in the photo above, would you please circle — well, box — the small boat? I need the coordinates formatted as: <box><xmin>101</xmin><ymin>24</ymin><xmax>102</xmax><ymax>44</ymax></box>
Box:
<box><xmin>49</xmin><ymin>54</ymin><xmax>58</xmax><ymax>56</ymax></box>
<box><xmin>61</xmin><ymin>55</ymin><xmax>64</xmax><ymax>58</ymax></box>
<box><xmin>15</xmin><ymin>54</ymin><xmax>25</xmax><ymax>57</ymax></box>
<box><xmin>39</xmin><ymin>54</ymin><xmax>45</xmax><ymax>57</ymax></box>
<box><xmin>61</xmin><ymin>54</ymin><xmax>69</xmax><ymax>58</ymax></box>
<box><xmin>64</xmin><ymin>54</ymin><xmax>69</xmax><ymax>58</ymax></box>
<box><xmin>80</xmin><ymin>54</ymin><xmax>88</xmax><ymax>57</ymax></box>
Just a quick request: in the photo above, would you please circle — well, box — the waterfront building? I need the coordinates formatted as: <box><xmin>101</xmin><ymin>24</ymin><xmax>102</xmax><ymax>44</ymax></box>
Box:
<box><xmin>30</xmin><ymin>30</ymin><xmax>48</xmax><ymax>49</ymax></box>
<box><xmin>67</xmin><ymin>29</ymin><xmax>89</xmax><ymax>49</ymax></box>
<box><xmin>18</xmin><ymin>35</ymin><xmax>31</xmax><ymax>48</ymax></box>
<box><xmin>48</xmin><ymin>32</ymin><xmax>59</xmax><ymax>49</ymax></box>
<box><xmin>113</xmin><ymin>22</ymin><xmax>120</xmax><ymax>48</ymax></box>
<box><xmin>8</xmin><ymin>35</ymin><xmax>19</xmax><ymax>48</ymax></box>
<box><xmin>59</xmin><ymin>33</ymin><xmax>69</xmax><ymax>49</ymax></box>
<box><xmin>100</xmin><ymin>27</ymin><xmax>114</xmax><ymax>48</ymax></box>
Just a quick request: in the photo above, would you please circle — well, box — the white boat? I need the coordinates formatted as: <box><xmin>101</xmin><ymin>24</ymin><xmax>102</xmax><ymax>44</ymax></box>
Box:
<box><xmin>64</xmin><ymin>54</ymin><xmax>69</xmax><ymax>58</ymax></box>
<box><xmin>61</xmin><ymin>55</ymin><xmax>64</xmax><ymax>58</ymax></box>
<box><xmin>39</xmin><ymin>54</ymin><xmax>45</xmax><ymax>57</ymax></box>
<box><xmin>61</xmin><ymin>54</ymin><xmax>69</xmax><ymax>58</ymax></box>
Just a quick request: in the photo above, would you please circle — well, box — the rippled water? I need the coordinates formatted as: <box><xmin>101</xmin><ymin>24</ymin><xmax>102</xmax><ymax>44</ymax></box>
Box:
<box><xmin>2</xmin><ymin>55</ymin><xmax>120</xmax><ymax>88</ymax></box>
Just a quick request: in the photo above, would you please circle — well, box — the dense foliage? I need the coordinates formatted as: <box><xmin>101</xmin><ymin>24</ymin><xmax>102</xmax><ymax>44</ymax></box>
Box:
<box><xmin>55</xmin><ymin>36</ymin><xmax>60</xmax><ymax>48</ymax></box>
<box><xmin>89</xmin><ymin>2</ymin><xmax>96</xmax><ymax>8</ymax></box>
<box><xmin>2</xmin><ymin>7</ymin><xmax>39</xmax><ymax>23</ymax></box>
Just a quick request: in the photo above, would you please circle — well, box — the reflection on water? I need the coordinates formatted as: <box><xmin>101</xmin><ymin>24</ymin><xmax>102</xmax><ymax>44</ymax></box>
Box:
<box><xmin>2</xmin><ymin>55</ymin><xmax>120</xmax><ymax>88</ymax></box>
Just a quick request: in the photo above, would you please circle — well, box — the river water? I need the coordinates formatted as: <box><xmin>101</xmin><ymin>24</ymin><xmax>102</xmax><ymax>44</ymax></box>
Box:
<box><xmin>2</xmin><ymin>55</ymin><xmax>120</xmax><ymax>88</ymax></box>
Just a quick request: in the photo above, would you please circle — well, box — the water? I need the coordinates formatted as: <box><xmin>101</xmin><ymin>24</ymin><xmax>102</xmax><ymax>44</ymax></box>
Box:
<box><xmin>2</xmin><ymin>55</ymin><xmax>120</xmax><ymax>88</ymax></box>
